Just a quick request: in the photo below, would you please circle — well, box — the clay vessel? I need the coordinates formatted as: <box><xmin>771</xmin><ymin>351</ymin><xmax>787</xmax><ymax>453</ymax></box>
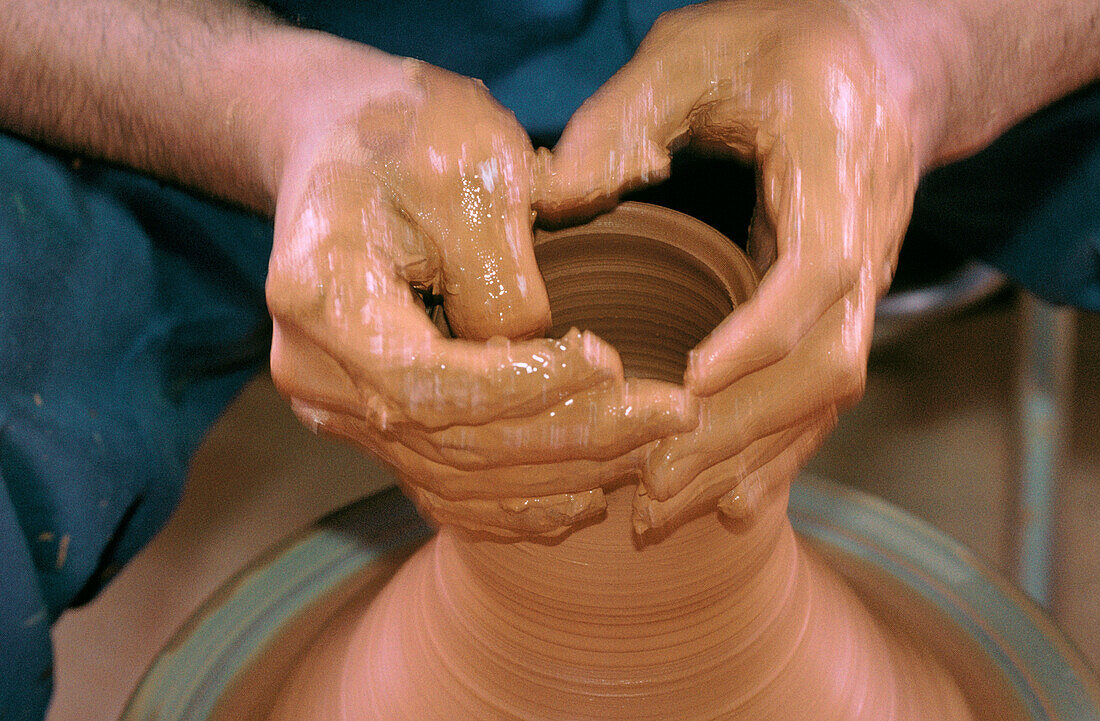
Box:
<box><xmin>265</xmin><ymin>202</ymin><xmax>975</xmax><ymax>720</ymax></box>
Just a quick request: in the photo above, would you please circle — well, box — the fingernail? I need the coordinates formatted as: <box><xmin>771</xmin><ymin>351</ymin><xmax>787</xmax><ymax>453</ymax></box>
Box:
<box><xmin>578</xmin><ymin>329</ymin><xmax>623</xmax><ymax>379</ymax></box>
<box><xmin>631</xmin><ymin>486</ymin><xmax>652</xmax><ymax>535</ymax></box>
<box><xmin>718</xmin><ymin>489</ymin><xmax>751</xmax><ymax>519</ymax></box>
<box><xmin>499</xmin><ymin>489</ymin><xmax>607</xmax><ymax>535</ymax></box>
<box><xmin>683</xmin><ymin>349</ymin><xmax>702</xmax><ymax>389</ymax></box>
<box><xmin>639</xmin><ymin>143</ymin><xmax>673</xmax><ymax>184</ymax></box>
<box><xmin>685</xmin><ymin>342</ymin><xmax>721</xmax><ymax>393</ymax></box>
<box><xmin>642</xmin><ymin>464</ymin><xmax>673</xmax><ymax>504</ymax></box>
<box><xmin>641</xmin><ymin>445</ymin><xmax>674</xmax><ymax>502</ymax></box>
<box><xmin>569</xmin><ymin>488</ymin><xmax>607</xmax><ymax>522</ymax></box>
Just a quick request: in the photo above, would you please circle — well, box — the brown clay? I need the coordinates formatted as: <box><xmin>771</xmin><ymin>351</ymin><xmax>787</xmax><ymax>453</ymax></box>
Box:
<box><xmin>267</xmin><ymin>61</ymin><xmax>702</xmax><ymax>542</ymax></box>
<box><xmin>538</xmin><ymin>2</ymin><xmax>922</xmax><ymax>528</ymax></box>
<box><xmin>265</xmin><ymin>204</ymin><xmax>975</xmax><ymax>721</ymax></box>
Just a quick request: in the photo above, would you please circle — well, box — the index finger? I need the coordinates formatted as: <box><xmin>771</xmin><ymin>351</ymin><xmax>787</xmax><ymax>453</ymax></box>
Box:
<box><xmin>396</xmin><ymin>65</ymin><xmax>551</xmax><ymax>341</ymax></box>
<box><xmin>685</xmin><ymin>133</ymin><xmax>898</xmax><ymax>397</ymax></box>
<box><xmin>378</xmin><ymin>326</ymin><xmax>626</xmax><ymax>430</ymax></box>
<box><xmin>394</xmin><ymin>378</ymin><xmax>699</xmax><ymax>470</ymax></box>
<box><xmin>270</xmin><ymin>171</ymin><xmax>627</xmax><ymax>431</ymax></box>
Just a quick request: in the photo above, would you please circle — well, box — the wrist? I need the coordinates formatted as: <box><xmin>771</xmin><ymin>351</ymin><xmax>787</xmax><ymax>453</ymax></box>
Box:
<box><xmin>855</xmin><ymin>0</ymin><xmax>1100</xmax><ymax>171</ymax></box>
<box><xmin>850</xmin><ymin>0</ymin><xmax>962</xmax><ymax>172</ymax></box>
<box><xmin>253</xmin><ymin>29</ymin><xmax>411</xmax><ymax>206</ymax></box>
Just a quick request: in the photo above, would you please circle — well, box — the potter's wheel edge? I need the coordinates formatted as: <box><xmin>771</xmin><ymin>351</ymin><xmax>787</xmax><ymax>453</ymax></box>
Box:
<box><xmin>119</xmin><ymin>486</ymin><xmax>433</xmax><ymax>721</ymax></box>
<box><xmin>792</xmin><ymin>472</ymin><xmax>1100</xmax><ymax>718</ymax></box>
<box><xmin>124</xmin><ymin>479</ymin><xmax>1100</xmax><ymax>721</ymax></box>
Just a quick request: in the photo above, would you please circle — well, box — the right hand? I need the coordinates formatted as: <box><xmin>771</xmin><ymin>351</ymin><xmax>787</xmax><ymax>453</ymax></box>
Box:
<box><xmin>265</xmin><ymin>52</ymin><xmax>697</xmax><ymax>537</ymax></box>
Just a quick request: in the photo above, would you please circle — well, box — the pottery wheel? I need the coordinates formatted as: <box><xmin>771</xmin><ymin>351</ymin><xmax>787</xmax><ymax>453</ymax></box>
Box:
<box><xmin>122</xmin><ymin>475</ymin><xmax>1099</xmax><ymax>721</ymax></box>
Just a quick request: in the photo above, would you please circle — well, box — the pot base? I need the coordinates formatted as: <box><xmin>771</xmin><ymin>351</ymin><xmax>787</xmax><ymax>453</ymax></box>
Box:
<box><xmin>122</xmin><ymin>476</ymin><xmax>1100</xmax><ymax>721</ymax></box>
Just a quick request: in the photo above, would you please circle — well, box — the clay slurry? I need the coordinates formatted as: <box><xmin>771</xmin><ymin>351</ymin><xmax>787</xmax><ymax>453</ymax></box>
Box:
<box><xmin>263</xmin><ymin>204</ymin><xmax>977</xmax><ymax>720</ymax></box>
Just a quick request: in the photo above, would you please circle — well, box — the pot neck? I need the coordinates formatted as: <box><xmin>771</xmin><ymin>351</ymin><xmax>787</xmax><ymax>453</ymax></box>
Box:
<box><xmin>442</xmin><ymin>485</ymin><xmax>801</xmax><ymax>652</ymax></box>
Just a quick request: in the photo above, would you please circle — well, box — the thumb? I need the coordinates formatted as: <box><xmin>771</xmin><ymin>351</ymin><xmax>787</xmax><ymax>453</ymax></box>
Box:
<box><xmin>438</xmin><ymin>148</ymin><xmax>552</xmax><ymax>341</ymax></box>
<box><xmin>536</xmin><ymin>45</ymin><xmax>700</xmax><ymax>221</ymax></box>
<box><xmin>394</xmin><ymin>66</ymin><xmax>552</xmax><ymax>342</ymax></box>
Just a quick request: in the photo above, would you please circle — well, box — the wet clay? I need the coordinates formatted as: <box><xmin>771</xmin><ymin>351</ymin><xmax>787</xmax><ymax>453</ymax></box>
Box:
<box><xmin>268</xmin><ymin>61</ymin><xmax>700</xmax><ymax>542</ymax></box>
<box><xmin>539</xmin><ymin>1</ymin><xmax>923</xmax><ymax>532</ymax></box>
<box><xmin>264</xmin><ymin>204</ymin><xmax>976</xmax><ymax>721</ymax></box>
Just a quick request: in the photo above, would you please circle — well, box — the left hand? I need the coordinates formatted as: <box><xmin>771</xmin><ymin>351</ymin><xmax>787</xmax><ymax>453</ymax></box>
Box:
<box><xmin>540</xmin><ymin>1</ymin><xmax>920</xmax><ymax>531</ymax></box>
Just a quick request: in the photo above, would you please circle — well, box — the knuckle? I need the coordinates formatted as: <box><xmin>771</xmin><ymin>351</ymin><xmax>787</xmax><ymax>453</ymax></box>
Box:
<box><xmin>646</xmin><ymin>9</ymin><xmax>680</xmax><ymax>40</ymax></box>
<box><xmin>267</xmin><ymin>332</ymin><xmax>295</xmax><ymax>395</ymax></box>
<box><xmin>647</xmin><ymin>5</ymin><xmax>705</xmax><ymax>45</ymax></box>
<box><xmin>265</xmin><ymin>260</ymin><xmax>322</xmax><ymax>322</ymax></box>
<box><xmin>264</xmin><ymin>270</ymin><xmax>296</xmax><ymax>319</ymax></box>
<box><xmin>775</xmin><ymin>17</ymin><xmax>869</xmax><ymax>83</ymax></box>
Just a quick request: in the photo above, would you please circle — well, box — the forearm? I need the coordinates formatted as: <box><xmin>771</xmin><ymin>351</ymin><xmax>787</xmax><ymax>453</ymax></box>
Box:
<box><xmin>0</xmin><ymin>1</ymin><xmax>392</xmax><ymax>214</ymax></box>
<box><xmin>858</xmin><ymin>0</ymin><xmax>1100</xmax><ymax>170</ymax></box>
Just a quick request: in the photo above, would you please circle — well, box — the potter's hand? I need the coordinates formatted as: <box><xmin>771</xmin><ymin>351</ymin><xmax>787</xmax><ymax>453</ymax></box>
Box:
<box><xmin>541</xmin><ymin>2</ymin><xmax>918</xmax><ymax>531</ymax></box>
<box><xmin>267</xmin><ymin>56</ymin><xmax>697</xmax><ymax>537</ymax></box>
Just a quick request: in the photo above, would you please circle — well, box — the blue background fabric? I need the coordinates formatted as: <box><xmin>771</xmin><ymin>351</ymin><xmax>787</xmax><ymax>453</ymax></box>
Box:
<box><xmin>261</xmin><ymin>0</ymin><xmax>680</xmax><ymax>141</ymax></box>
<box><xmin>1</xmin><ymin>1</ymin><xmax>1097</xmax><ymax>719</ymax></box>
<box><xmin>0</xmin><ymin>141</ymin><xmax>272</xmax><ymax>720</ymax></box>
<box><xmin>909</xmin><ymin>81</ymin><xmax>1100</xmax><ymax>309</ymax></box>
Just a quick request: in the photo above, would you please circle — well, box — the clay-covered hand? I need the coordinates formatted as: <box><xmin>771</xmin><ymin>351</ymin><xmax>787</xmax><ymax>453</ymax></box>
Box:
<box><xmin>267</xmin><ymin>55</ymin><xmax>697</xmax><ymax>537</ymax></box>
<box><xmin>541</xmin><ymin>2</ymin><xmax>919</xmax><ymax>531</ymax></box>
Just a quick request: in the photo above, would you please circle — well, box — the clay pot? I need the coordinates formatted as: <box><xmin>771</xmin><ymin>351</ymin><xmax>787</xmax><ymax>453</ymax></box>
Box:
<box><xmin>263</xmin><ymin>203</ymin><xmax>973</xmax><ymax>720</ymax></box>
<box><xmin>533</xmin><ymin>201</ymin><xmax>757</xmax><ymax>383</ymax></box>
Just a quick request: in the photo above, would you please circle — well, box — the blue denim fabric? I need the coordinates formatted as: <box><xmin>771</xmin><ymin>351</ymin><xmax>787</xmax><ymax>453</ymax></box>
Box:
<box><xmin>0</xmin><ymin>137</ymin><xmax>271</xmax><ymax>720</ymax></box>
